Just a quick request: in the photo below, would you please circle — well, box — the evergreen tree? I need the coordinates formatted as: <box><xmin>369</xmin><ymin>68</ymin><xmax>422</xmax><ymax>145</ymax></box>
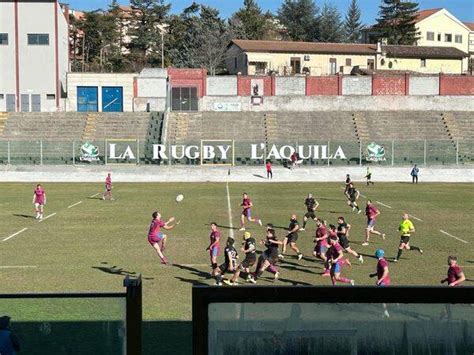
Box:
<box><xmin>229</xmin><ymin>0</ymin><xmax>269</xmax><ymax>40</ymax></box>
<box><xmin>318</xmin><ymin>3</ymin><xmax>343</xmax><ymax>43</ymax></box>
<box><xmin>375</xmin><ymin>0</ymin><xmax>420</xmax><ymax>45</ymax></box>
<box><xmin>277</xmin><ymin>0</ymin><xmax>319</xmax><ymax>41</ymax></box>
<box><xmin>344</xmin><ymin>0</ymin><xmax>363</xmax><ymax>43</ymax></box>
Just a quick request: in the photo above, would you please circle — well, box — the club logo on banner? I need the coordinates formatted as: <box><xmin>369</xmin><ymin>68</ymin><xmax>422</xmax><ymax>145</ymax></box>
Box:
<box><xmin>366</xmin><ymin>142</ymin><xmax>386</xmax><ymax>162</ymax></box>
<box><xmin>79</xmin><ymin>142</ymin><xmax>100</xmax><ymax>162</ymax></box>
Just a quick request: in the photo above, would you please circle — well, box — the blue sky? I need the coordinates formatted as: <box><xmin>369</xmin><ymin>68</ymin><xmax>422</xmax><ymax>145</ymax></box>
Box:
<box><xmin>69</xmin><ymin>0</ymin><xmax>473</xmax><ymax>24</ymax></box>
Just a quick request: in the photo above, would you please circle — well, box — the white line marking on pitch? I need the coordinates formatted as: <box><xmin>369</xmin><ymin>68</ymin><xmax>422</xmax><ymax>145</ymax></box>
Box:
<box><xmin>360</xmin><ymin>193</ymin><xmax>367</xmax><ymax>198</ymax></box>
<box><xmin>3</xmin><ymin>228</ymin><xmax>28</xmax><ymax>242</ymax></box>
<box><xmin>409</xmin><ymin>214</ymin><xmax>423</xmax><ymax>222</ymax></box>
<box><xmin>39</xmin><ymin>213</ymin><xmax>56</xmax><ymax>222</ymax></box>
<box><xmin>68</xmin><ymin>201</ymin><xmax>83</xmax><ymax>209</ymax></box>
<box><xmin>376</xmin><ymin>201</ymin><xmax>392</xmax><ymax>209</ymax></box>
<box><xmin>439</xmin><ymin>230</ymin><xmax>468</xmax><ymax>244</ymax></box>
<box><xmin>179</xmin><ymin>264</ymin><xmax>208</xmax><ymax>267</ymax></box>
<box><xmin>226</xmin><ymin>182</ymin><xmax>234</xmax><ymax>239</ymax></box>
<box><xmin>90</xmin><ymin>193</ymin><xmax>100</xmax><ymax>198</ymax></box>
<box><xmin>0</xmin><ymin>266</ymin><xmax>37</xmax><ymax>269</ymax></box>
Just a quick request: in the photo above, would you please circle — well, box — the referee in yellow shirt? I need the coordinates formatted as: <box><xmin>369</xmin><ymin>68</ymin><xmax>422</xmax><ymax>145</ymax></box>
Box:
<box><xmin>394</xmin><ymin>213</ymin><xmax>423</xmax><ymax>262</ymax></box>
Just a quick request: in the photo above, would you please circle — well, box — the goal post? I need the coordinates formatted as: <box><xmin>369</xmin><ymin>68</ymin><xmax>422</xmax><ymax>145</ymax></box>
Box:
<box><xmin>105</xmin><ymin>139</ymin><xmax>140</xmax><ymax>165</ymax></box>
<box><xmin>200</xmin><ymin>139</ymin><xmax>235</xmax><ymax>166</ymax></box>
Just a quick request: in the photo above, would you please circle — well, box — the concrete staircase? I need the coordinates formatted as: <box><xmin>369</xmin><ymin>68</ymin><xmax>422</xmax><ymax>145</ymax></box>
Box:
<box><xmin>263</xmin><ymin>113</ymin><xmax>278</xmax><ymax>146</ymax></box>
<box><xmin>352</xmin><ymin>113</ymin><xmax>370</xmax><ymax>145</ymax></box>
<box><xmin>83</xmin><ymin>113</ymin><xmax>98</xmax><ymax>141</ymax></box>
<box><xmin>0</xmin><ymin>112</ymin><xmax>8</xmax><ymax>137</ymax></box>
<box><xmin>444</xmin><ymin>112</ymin><xmax>474</xmax><ymax>163</ymax></box>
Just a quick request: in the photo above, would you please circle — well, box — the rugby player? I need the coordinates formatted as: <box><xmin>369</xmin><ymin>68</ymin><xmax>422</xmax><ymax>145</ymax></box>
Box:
<box><xmin>362</xmin><ymin>200</ymin><xmax>385</xmax><ymax>246</ymax></box>
<box><xmin>441</xmin><ymin>256</ymin><xmax>466</xmax><ymax>287</ymax></box>
<box><xmin>346</xmin><ymin>183</ymin><xmax>362</xmax><ymax>214</ymax></box>
<box><xmin>337</xmin><ymin>217</ymin><xmax>363</xmax><ymax>263</ymax></box>
<box><xmin>301</xmin><ymin>193</ymin><xmax>319</xmax><ymax>231</ymax></box>
<box><xmin>313</xmin><ymin>219</ymin><xmax>328</xmax><ymax>265</ymax></box>
<box><xmin>32</xmin><ymin>184</ymin><xmax>46</xmax><ymax>220</ymax></box>
<box><xmin>370</xmin><ymin>249</ymin><xmax>391</xmax><ymax>286</ymax></box>
<box><xmin>239</xmin><ymin>193</ymin><xmax>262</xmax><ymax>231</ymax></box>
<box><xmin>214</xmin><ymin>238</ymin><xmax>238</xmax><ymax>286</ymax></box>
<box><xmin>225</xmin><ymin>232</ymin><xmax>257</xmax><ymax>285</ymax></box>
<box><xmin>206</xmin><ymin>223</ymin><xmax>222</xmax><ymax>276</ymax></box>
<box><xmin>102</xmin><ymin>173</ymin><xmax>113</xmax><ymax>200</ymax></box>
<box><xmin>251</xmin><ymin>228</ymin><xmax>283</xmax><ymax>283</ymax></box>
<box><xmin>344</xmin><ymin>174</ymin><xmax>352</xmax><ymax>195</ymax></box>
<box><xmin>365</xmin><ymin>167</ymin><xmax>374</xmax><ymax>186</ymax></box>
<box><xmin>327</xmin><ymin>236</ymin><xmax>355</xmax><ymax>286</ymax></box>
<box><xmin>147</xmin><ymin>211</ymin><xmax>178</xmax><ymax>265</ymax></box>
<box><xmin>280</xmin><ymin>214</ymin><xmax>303</xmax><ymax>260</ymax></box>
<box><xmin>393</xmin><ymin>214</ymin><xmax>423</xmax><ymax>262</ymax></box>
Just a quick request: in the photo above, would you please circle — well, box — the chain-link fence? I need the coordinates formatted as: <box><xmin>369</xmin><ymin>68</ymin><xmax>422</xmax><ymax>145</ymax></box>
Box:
<box><xmin>0</xmin><ymin>139</ymin><xmax>472</xmax><ymax>166</ymax></box>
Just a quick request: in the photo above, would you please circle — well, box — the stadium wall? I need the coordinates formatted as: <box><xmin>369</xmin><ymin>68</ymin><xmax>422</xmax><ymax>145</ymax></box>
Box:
<box><xmin>409</xmin><ymin>76</ymin><xmax>440</xmax><ymax>96</ymax></box>
<box><xmin>201</xmin><ymin>95</ymin><xmax>474</xmax><ymax>112</ymax></box>
<box><xmin>341</xmin><ymin>76</ymin><xmax>372</xmax><ymax>95</ymax></box>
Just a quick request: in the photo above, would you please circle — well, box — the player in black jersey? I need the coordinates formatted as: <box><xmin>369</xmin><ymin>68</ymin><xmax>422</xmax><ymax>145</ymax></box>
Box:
<box><xmin>337</xmin><ymin>217</ymin><xmax>364</xmax><ymax>264</ymax></box>
<box><xmin>214</xmin><ymin>238</ymin><xmax>238</xmax><ymax>285</ymax></box>
<box><xmin>225</xmin><ymin>232</ymin><xmax>257</xmax><ymax>285</ymax></box>
<box><xmin>301</xmin><ymin>193</ymin><xmax>319</xmax><ymax>231</ymax></box>
<box><xmin>344</xmin><ymin>174</ymin><xmax>352</xmax><ymax>195</ymax></box>
<box><xmin>279</xmin><ymin>214</ymin><xmax>303</xmax><ymax>260</ymax></box>
<box><xmin>346</xmin><ymin>183</ymin><xmax>362</xmax><ymax>214</ymax></box>
<box><xmin>251</xmin><ymin>229</ymin><xmax>283</xmax><ymax>283</ymax></box>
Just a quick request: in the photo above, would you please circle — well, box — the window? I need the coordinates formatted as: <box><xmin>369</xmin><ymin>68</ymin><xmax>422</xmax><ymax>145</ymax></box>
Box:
<box><xmin>455</xmin><ymin>35</ymin><xmax>462</xmax><ymax>43</ymax></box>
<box><xmin>420</xmin><ymin>59</ymin><xmax>426</xmax><ymax>68</ymax></box>
<box><xmin>437</xmin><ymin>33</ymin><xmax>442</xmax><ymax>41</ymax></box>
<box><xmin>445</xmin><ymin>34</ymin><xmax>452</xmax><ymax>42</ymax></box>
<box><xmin>27</xmin><ymin>34</ymin><xmax>49</xmax><ymax>45</ymax></box>
<box><xmin>470</xmin><ymin>39</ymin><xmax>474</xmax><ymax>46</ymax></box>
<box><xmin>426</xmin><ymin>32</ymin><xmax>434</xmax><ymax>41</ymax></box>
<box><xmin>329</xmin><ymin>58</ymin><xmax>337</xmax><ymax>74</ymax></box>
<box><xmin>367</xmin><ymin>59</ymin><xmax>375</xmax><ymax>70</ymax></box>
<box><xmin>0</xmin><ymin>33</ymin><xmax>8</xmax><ymax>45</ymax></box>
<box><xmin>345</xmin><ymin>58</ymin><xmax>352</xmax><ymax>66</ymax></box>
<box><xmin>46</xmin><ymin>94</ymin><xmax>55</xmax><ymax>100</ymax></box>
<box><xmin>388</xmin><ymin>61</ymin><xmax>393</xmax><ymax>69</ymax></box>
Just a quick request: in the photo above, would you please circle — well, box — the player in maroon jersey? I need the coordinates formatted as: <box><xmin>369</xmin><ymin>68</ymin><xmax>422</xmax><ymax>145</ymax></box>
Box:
<box><xmin>239</xmin><ymin>193</ymin><xmax>262</xmax><ymax>231</ymax></box>
<box><xmin>102</xmin><ymin>173</ymin><xmax>113</xmax><ymax>200</ymax></box>
<box><xmin>362</xmin><ymin>200</ymin><xmax>385</xmax><ymax>246</ymax></box>
<box><xmin>206</xmin><ymin>223</ymin><xmax>222</xmax><ymax>278</ymax></box>
<box><xmin>32</xmin><ymin>184</ymin><xmax>46</xmax><ymax>220</ymax></box>
<box><xmin>327</xmin><ymin>236</ymin><xmax>355</xmax><ymax>286</ymax></box>
<box><xmin>441</xmin><ymin>256</ymin><xmax>466</xmax><ymax>287</ymax></box>
<box><xmin>147</xmin><ymin>211</ymin><xmax>178</xmax><ymax>264</ymax></box>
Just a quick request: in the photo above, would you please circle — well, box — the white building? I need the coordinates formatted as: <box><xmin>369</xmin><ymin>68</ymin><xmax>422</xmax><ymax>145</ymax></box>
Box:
<box><xmin>0</xmin><ymin>0</ymin><xmax>69</xmax><ymax>112</ymax></box>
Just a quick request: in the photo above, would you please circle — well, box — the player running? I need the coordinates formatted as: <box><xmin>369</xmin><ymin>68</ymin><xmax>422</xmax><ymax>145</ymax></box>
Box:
<box><xmin>251</xmin><ymin>228</ymin><xmax>283</xmax><ymax>283</ymax></box>
<box><xmin>225</xmin><ymin>232</ymin><xmax>257</xmax><ymax>285</ymax></box>
<box><xmin>370</xmin><ymin>249</ymin><xmax>391</xmax><ymax>286</ymax></box>
<box><xmin>280</xmin><ymin>214</ymin><xmax>303</xmax><ymax>261</ymax></box>
<box><xmin>207</xmin><ymin>223</ymin><xmax>222</xmax><ymax>277</ymax></box>
<box><xmin>102</xmin><ymin>173</ymin><xmax>113</xmax><ymax>200</ymax></box>
<box><xmin>346</xmin><ymin>183</ymin><xmax>361</xmax><ymax>214</ymax></box>
<box><xmin>32</xmin><ymin>184</ymin><xmax>46</xmax><ymax>220</ymax></box>
<box><xmin>344</xmin><ymin>174</ymin><xmax>352</xmax><ymax>195</ymax></box>
<box><xmin>301</xmin><ymin>193</ymin><xmax>319</xmax><ymax>231</ymax></box>
<box><xmin>313</xmin><ymin>219</ymin><xmax>328</xmax><ymax>265</ymax></box>
<box><xmin>393</xmin><ymin>213</ymin><xmax>423</xmax><ymax>262</ymax></box>
<box><xmin>365</xmin><ymin>167</ymin><xmax>374</xmax><ymax>186</ymax></box>
<box><xmin>147</xmin><ymin>211</ymin><xmax>178</xmax><ymax>265</ymax></box>
<box><xmin>337</xmin><ymin>217</ymin><xmax>363</xmax><ymax>263</ymax></box>
<box><xmin>214</xmin><ymin>238</ymin><xmax>238</xmax><ymax>286</ymax></box>
<box><xmin>362</xmin><ymin>200</ymin><xmax>385</xmax><ymax>246</ymax></box>
<box><xmin>327</xmin><ymin>236</ymin><xmax>355</xmax><ymax>286</ymax></box>
<box><xmin>239</xmin><ymin>193</ymin><xmax>262</xmax><ymax>231</ymax></box>
<box><xmin>441</xmin><ymin>256</ymin><xmax>466</xmax><ymax>287</ymax></box>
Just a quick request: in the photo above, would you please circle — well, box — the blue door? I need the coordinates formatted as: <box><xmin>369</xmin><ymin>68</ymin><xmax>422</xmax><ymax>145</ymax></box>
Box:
<box><xmin>77</xmin><ymin>86</ymin><xmax>98</xmax><ymax>112</ymax></box>
<box><xmin>102</xmin><ymin>86</ymin><xmax>123</xmax><ymax>112</ymax></box>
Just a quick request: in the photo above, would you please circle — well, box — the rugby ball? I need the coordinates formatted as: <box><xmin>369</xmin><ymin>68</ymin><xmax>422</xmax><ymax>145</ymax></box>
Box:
<box><xmin>176</xmin><ymin>194</ymin><xmax>184</xmax><ymax>203</ymax></box>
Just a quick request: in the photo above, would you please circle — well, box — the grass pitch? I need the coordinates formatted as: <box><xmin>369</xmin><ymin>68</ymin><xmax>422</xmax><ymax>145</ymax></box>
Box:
<box><xmin>1</xmin><ymin>181</ymin><xmax>472</xmax><ymax>322</ymax></box>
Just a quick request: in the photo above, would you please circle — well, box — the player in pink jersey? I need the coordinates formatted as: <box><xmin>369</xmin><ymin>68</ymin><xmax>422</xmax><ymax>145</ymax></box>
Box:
<box><xmin>313</xmin><ymin>219</ymin><xmax>328</xmax><ymax>264</ymax></box>
<box><xmin>32</xmin><ymin>184</ymin><xmax>46</xmax><ymax>220</ymax></box>
<box><xmin>327</xmin><ymin>236</ymin><xmax>355</xmax><ymax>286</ymax></box>
<box><xmin>147</xmin><ymin>211</ymin><xmax>179</xmax><ymax>265</ymax></box>
<box><xmin>102</xmin><ymin>173</ymin><xmax>113</xmax><ymax>201</ymax></box>
<box><xmin>206</xmin><ymin>223</ymin><xmax>222</xmax><ymax>277</ymax></box>
<box><xmin>441</xmin><ymin>256</ymin><xmax>466</xmax><ymax>287</ymax></box>
<box><xmin>239</xmin><ymin>193</ymin><xmax>262</xmax><ymax>231</ymax></box>
<box><xmin>362</xmin><ymin>200</ymin><xmax>385</xmax><ymax>246</ymax></box>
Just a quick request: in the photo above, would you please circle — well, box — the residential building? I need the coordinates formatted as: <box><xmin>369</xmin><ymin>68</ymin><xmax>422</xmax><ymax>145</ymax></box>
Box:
<box><xmin>0</xmin><ymin>0</ymin><xmax>69</xmax><ymax>112</ymax></box>
<box><xmin>227</xmin><ymin>39</ymin><xmax>467</xmax><ymax>76</ymax></box>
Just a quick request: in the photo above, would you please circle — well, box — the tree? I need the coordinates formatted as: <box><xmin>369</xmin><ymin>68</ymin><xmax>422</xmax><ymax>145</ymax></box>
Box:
<box><xmin>277</xmin><ymin>0</ymin><xmax>319</xmax><ymax>41</ymax></box>
<box><xmin>318</xmin><ymin>3</ymin><xmax>343</xmax><ymax>43</ymax></box>
<box><xmin>229</xmin><ymin>0</ymin><xmax>269</xmax><ymax>40</ymax></box>
<box><xmin>375</xmin><ymin>0</ymin><xmax>420</xmax><ymax>45</ymax></box>
<box><xmin>127</xmin><ymin>0</ymin><xmax>171</xmax><ymax>71</ymax></box>
<box><xmin>344</xmin><ymin>0</ymin><xmax>363</xmax><ymax>43</ymax></box>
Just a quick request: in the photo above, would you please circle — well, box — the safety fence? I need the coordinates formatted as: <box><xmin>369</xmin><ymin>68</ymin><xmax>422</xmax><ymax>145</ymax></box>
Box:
<box><xmin>0</xmin><ymin>139</ymin><xmax>472</xmax><ymax>166</ymax></box>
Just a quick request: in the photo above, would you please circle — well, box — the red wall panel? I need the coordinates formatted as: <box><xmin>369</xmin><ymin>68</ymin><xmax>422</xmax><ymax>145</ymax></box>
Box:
<box><xmin>440</xmin><ymin>75</ymin><xmax>474</xmax><ymax>95</ymax></box>
<box><xmin>372</xmin><ymin>75</ymin><xmax>407</xmax><ymax>95</ymax></box>
<box><xmin>236</xmin><ymin>76</ymin><xmax>273</xmax><ymax>96</ymax></box>
<box><xmin>167</xmin><ymin>68</ymin><xmax>207</xmax><ymax>97</ymax></box>
<box><xmin>306</xmin><ymin>76</ymin><xmax>339</xmax><ymax>95</ymax></box>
